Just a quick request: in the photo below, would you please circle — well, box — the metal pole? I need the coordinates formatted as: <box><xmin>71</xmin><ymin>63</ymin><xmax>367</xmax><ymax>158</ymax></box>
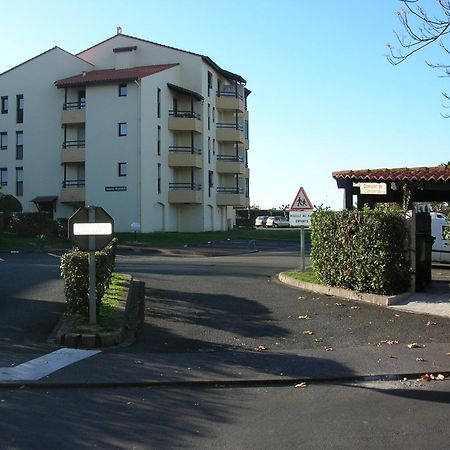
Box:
<box><xmin>300</xmin><ymin>226</ymin><xmax>305</xmax><ymax>272</ymax></box>
<box><xmin>88</xmin><ymin>206</ymin><xmax>96</xmax><ymax>325</ymax></box>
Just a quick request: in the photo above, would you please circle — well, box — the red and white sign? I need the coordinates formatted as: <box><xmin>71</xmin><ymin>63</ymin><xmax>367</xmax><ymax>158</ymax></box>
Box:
<box><xmin>290</xmin><ymin>187</ymin><xmax>313</xmax><ymax>211</ymax></box>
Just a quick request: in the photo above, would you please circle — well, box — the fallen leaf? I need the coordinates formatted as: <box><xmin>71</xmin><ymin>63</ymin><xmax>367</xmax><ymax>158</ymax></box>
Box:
<box><xmin>255</xmin><ymin>345</ymin><xmax>267</xmax><ymax>352</ymax></box>
<box><xmin>426</xmin><ymin>320</ymin><xmax>437</xmax><ymax>326</ymax></box>
<box><xmin>419</xmin><ymin>374</ymin><xmax>432</xmax><ymax>381</ymax></box>
<box><xmin>294</xmin><ymin>382</ymin><xmax>307</xmax><ymax>388</ymax></box>
<box><xmin>350</xmin><ymin>306</ymin><xmax>361</xmax><ymax>310</ymax></box>
<box><xmin>407</xmin><ymin>343</ymin><xmax>424</xmax><ymax>349</ymax></box>
<box><xmin>303</xmin><ymin>330</ymin><xmax>314</xmax><ymax>335</ymax></box>
<box><xmin>416</xmin><ymin>357</ymin><xmax>426</xmax><ymax>362</ymax></box>
<box><xmin>436</xmin><ymin>374</ymin><xmax>445</xmax><ymax>381</ymax></box>
<box><xmin>298</xmin><ymin>296</ymin><xmax>305</xmax><ymax>300</ymax></box>
<box><xmin>324</xmin><ymin>346</ymin><xmax>334</xmax><ymax>351</ymax></box>
<box><xmin>298</xmin><ymin>315</ymin><xmax>312</xmax><ymax>320</ymax></box>
<box><xmin>313</xmin><ymin>338</ymin><xmax>323</xmax><ymax>342</ymax></box>
<box><xmin>335</xmin><ymin>303</ymin><xmax>346</xmax><ymax>307</ymax></box>
<box><xmin>394</xmin><ymin>314</ymin><xmax>400</xmax><ymax>318</ymax></box>
<box><xmin>134</xmin><ymin>360</ymin><xmax>144</xmax><ymax>365</ymax></box>
<box><xmin>380</xmin><ymin>339</ymin><xmax>399</xmax><ymax>346</ymax></box>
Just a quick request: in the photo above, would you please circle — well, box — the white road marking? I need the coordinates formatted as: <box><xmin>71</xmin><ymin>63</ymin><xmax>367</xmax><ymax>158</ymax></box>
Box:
<box><xmin>0</xmin><ymin>348</ymin><xmax>101</xmax><ymax>381</ymax></box>
<box><xmin>47</xmin><ymin>253</ymin><xmax>62</xmax><ymax>259</ymax></box>
<box><xmin>0</xmin><ymin>258</ymin><xmax>5</xmax><ymax>262</ymax></box>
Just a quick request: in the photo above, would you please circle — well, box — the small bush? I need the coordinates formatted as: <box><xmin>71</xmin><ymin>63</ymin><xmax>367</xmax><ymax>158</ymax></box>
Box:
<box><xmin>10</xmin><ymin>212</ymin><xmax>54</xmax><ymax>237</ymax></box>
<box><xmin>60</xmin><ymin>238</ymin><xmax>117</xmax><ymax>315</ymax></box>
<box><xmin>311</xmin><ymin>209</ymin><xmax>409</xmax><ymax>295</ymax></box>
<box><xmin>0</xmin><ymin>193</ymin><xmax>22</xmax><ymax>213</ymax></box>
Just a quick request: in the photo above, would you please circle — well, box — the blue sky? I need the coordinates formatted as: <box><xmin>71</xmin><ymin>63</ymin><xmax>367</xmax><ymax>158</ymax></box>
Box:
<box><xmin>2</xmin><ymin>0</ymin><xmax>449</xmax><ymax>210</ymax></box>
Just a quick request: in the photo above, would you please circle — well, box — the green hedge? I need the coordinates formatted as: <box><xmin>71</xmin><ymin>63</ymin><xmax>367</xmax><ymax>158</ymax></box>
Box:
<box><xmin>9</xmin><ymin>212</ymin><xmax>56</xmax><ymax>237</ymax></box>
<box><xmin>311</xmin><ymin>209</ymin><xmax>409</xmax><ymax>295</ymax></box>
<box><xmin>60</xmin><ymin>239</ymin><xmax>117</xmax><ymax>315</ymax></box>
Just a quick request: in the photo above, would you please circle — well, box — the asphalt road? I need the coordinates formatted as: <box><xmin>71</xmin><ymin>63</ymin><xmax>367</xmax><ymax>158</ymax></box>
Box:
<box><xmin>0</xmin><ymin>252</ymin><xmax>65</xmax><ymax>364</ymax></box>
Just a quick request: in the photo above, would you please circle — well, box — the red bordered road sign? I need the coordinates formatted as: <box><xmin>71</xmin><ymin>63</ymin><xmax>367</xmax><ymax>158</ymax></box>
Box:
<box><xmin>290</xmin><ymin>187</ymin><xmax>313</xmax><ymax>211</ymax></box>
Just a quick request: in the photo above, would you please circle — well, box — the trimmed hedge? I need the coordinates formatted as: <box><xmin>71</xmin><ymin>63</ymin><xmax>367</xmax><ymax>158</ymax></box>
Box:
<box><xmin>9</xmin><ymin>212</ymin><xmax>56</xmax><ymax>237</ymax></box>
<box><xmin>60</xmin><ymin>238</ymin><xmax>117</xmax><ymax>315</ymax></box>
<box><xmin>311</xmin><ymin>209</ymin><xmax>409</xmax><ymax>295</ymax></box>
<box><xmin>0</xmin><ymin>193</ymin><xmax>22</xmax><ymax>213</ymax></box>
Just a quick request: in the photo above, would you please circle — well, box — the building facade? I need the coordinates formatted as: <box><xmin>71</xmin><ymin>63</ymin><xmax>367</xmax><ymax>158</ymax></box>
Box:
<box><xmin>0</xmin><ymin>31</ymin><xmax>250</xmax><ymax>232</ymax></box>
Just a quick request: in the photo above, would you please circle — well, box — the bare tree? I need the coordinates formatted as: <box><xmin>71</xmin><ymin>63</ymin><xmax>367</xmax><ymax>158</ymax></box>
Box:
<box><xmin>387</xmin><ymin>0</ymin><xmax>450</xmax><ymax>66</ymax></box>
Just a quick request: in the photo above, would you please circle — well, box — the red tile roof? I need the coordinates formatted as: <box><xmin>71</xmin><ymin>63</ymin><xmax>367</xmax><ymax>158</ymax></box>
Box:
<box><xmin>55</xmin><ymin>63</ymin><xmax>179</xmax><ymax>87</ymax></box>
<box><xmin>332</xmin><ymin>165</ymin><xmax>450</xmax><ymax>183</ymax></box>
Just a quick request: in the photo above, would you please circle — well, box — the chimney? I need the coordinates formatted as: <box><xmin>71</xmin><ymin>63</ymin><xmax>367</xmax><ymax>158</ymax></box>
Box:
<box><xmin>117</xmin><ymin>26</ymin><xmax>122</xmax><ymax>35</ymax></box>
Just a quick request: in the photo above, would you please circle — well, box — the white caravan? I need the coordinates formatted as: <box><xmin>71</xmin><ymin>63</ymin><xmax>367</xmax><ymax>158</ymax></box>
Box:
<box><xmin>431</xmin><ymin>212</ymin><xmax>450</xmax><ymax>263</ymax></box>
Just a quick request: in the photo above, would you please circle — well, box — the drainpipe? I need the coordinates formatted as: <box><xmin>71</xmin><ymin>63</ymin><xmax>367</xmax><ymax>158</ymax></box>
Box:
<box><xmin>134</xmin><ymin>80</ymin><xmax>142</xmax><ymax>229</ymax></box>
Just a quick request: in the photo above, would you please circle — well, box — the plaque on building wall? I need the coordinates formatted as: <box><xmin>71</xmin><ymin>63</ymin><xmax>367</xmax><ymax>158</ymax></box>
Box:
<box><xmin>105</xmin><ymin>186</ymin><xmax>127</xmax><ymax>192</ymax></box>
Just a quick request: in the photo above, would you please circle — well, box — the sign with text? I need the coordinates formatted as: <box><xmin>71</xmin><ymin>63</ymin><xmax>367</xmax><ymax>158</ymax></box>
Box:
<box><xmin>289</xmin><ymin>211</ymin><xmax>312</xmax><ymax>227</ymax></box>
<box><xmin>358</xmin><ymin>182</ymin><xmax>387</xmax><ymax>195</ymax></box>
<box><xmin>73</xmin><ymin>223</ymin><xmax>113</xmax><ymax>236</ymax></box>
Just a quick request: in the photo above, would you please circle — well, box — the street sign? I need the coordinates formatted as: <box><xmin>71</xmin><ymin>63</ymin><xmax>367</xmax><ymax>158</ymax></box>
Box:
<box><xmin>358</xmin><ymin>182</ymin><xmax>387</xmax><ymax>195</ymax></box>
<box><xmin>289</xmin><ymin>211</ymin><xmax>312</xmax><ymax>227</ymax></box>
<box><xmin>68</xmin><ymin>206</ymin><xmax>114</xmax><ymax>251</ymax></box>
<box><xmin>290</xmin><ymin>187</ymin><xmax>313</xmax><ymax>211</ymax></box>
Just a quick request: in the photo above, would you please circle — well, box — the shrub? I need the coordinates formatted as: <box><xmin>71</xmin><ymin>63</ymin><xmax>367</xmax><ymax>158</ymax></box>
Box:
<box><xmin>60</xmin><ymin>238</ymin><xmax>117</xmax><ymax>315</ymax></box>
<box><xmin>311</xmin><ymin>209</ymin><xmax>409</xmax><ymax>295</ymax></box>
<box><xmin>10</xmin><ymin>212</ymin><xmax>54</xmax><ymax>237</ymax></box>
<box><xmin>0</xmin><ymin>193</ymin><xmax>22</xmax><ymax>213</ymax></box>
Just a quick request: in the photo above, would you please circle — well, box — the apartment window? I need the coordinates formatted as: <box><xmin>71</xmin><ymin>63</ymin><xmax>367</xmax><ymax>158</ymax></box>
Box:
<box><xmin>118</xmin><ymin>83</ymin><xmax>127</xmax><ymax>97</ymax></box>
<box><xmin>16</xmin><ymin>95</ymin><xmax>24</xmax><ymax>123</ymax></box>
<box><xmin>1</xmin><ymin>96</ymin><xmax>7</xmax><ymax>114</ymax></box>
<box><xmin>157</xmin><ymin>88</ymin><xmax>161</xmax><ymax>118</ymax></box>
<box><xmin>208</xmin><ymin>170</ymin><xmax>214</xmax><ymax>197</ymax></box>
<box><xmin>118</xmin><ymin>122</ymin><xmax>127</xmax><ymax>136</ymax></box>
<box><xmin>157</xmin><ymin>125</ymin><xmax>161</xmax><ymax>156</ymax></box>
<box><xmin>16</xmin><ymin>131</ymin><xmax>23</xmax><ymax>160</ymax></box>
<box><xmin>157</xmin><ymin>163</ymin><xmax>161</xmax><ymax>194</ymax></box>
<box><xmin>207</xmin><ymin>103</ymin><xmax>210</xmax><ymax>130</ymax></box>
<box><xmin>0</xmin><ymin>132</ymin><xmax>7</xmax><ymax>150</ymax></box>
<box><xmin>213</xmin><ymin>138</ymin><xmax>215</xmax><ymax>156</ymax></box>
<box><xmin>244</xmin><ymin>120</ymin><xmax>249</xmax><ymax>139</ymax></box>
<box><xmin>118</xmin><ymin>162</ymin><xmax>127</xmax><ymax>176</ymax></box>
<box><xmin>208</xmin><ymin>71</ymin><xmax>213</xmax><ymax>96</ymax></box>
<box><xmin>208</xmin><ymin>137</ymin><xmax>211</xmax><ymax>164</ymax></box>
<box><xmin>0</xmin><ymin>168</ymin><xmax>7</xmax><ymax>186</ymax></box>
<box><xmin>212</xmin><ymin>106</ymin><xmax>215</xmax><ymax>123</ymax></box>
<box><xmin>16</xmin><ymin>167</ymin><xmax>23</xmax><ymax>196</ymax></box>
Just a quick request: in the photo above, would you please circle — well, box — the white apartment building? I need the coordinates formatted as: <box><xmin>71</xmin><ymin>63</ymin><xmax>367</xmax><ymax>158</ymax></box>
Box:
<box><xmin>0</xmin><ymin>31</ymin><xmax>250</xmax><ymax>232</ymax></box>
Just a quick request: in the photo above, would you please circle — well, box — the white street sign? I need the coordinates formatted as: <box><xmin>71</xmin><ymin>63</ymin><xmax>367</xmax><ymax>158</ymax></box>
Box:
<box><xmin>289</xmin><ymin>211</ymin><xmax>312</xmax><ymax>227</ymax></box>
<box><xmin>73</xmin><ymin>222</ymin><xmax>113</xmax><ymax>236</ymax></box>
<box><xmin>358</xmin><ymin>182</ymin><xmax>387</xmax><ymax>195</ymax></box>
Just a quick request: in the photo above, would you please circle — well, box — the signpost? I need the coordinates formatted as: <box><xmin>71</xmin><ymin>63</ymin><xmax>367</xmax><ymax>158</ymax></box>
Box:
<box><xmin>289</xmin><ymin>187</ymin><xmax>314</xmax><ymax>272</ymax></box>
<box><xmin>68</xmin><ymin>206</ymin><xmax>114</xmax><ymax>325</ymax></box>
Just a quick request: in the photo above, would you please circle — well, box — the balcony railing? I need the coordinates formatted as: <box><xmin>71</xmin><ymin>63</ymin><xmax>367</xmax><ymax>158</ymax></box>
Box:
<box><xmin>168</xmin><ymin>110</ymin><xmax>201</xmax><ymax>120</ymax></box>
<box><xmin>217</xmin><ymin>85</ymin><xmax>244</xmax><ymax>100</ymax></box>
<box><xmin>216</xmin><ymin>155</ymin><xmax>243</xmax><ymax>162</ymax></box>
<box><xmin>169</xmin><ymin>182</ymin><xmax>202</xmax><ymax>190</ymax></box>
<box><xmin>63</xmin><ymin>140</ymin><xmax>85</xmax><ymax>149</ymax></box>
<box><xmin>216</xmin><ymin>123</ymin><xmax>244</xmax><ymax>131</ymax></box>
<box><xmin>169</xmin><ymin>146</ymin><xmax>202</xmax><ymax>155</ymax></box>
<box><xmin>217</xmin><ymin>187</ymin><xmax>244</xmax><ymax>194</ymax></box>
<box><xmin>62</xmin><ymin>179</ymin><xmax>85</xmax><ymax>188</ymax></box>
<box><xmin>63</xmin><ymin>101</ymin><xmax>86</xmax><ymax>110</ymax></box>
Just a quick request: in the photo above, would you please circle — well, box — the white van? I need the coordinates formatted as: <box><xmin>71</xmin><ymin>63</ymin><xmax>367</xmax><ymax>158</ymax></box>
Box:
<box><xmin>431</xmin><ymin>212</ymin><xmax>450</xmax><ymax>263</ymax></box>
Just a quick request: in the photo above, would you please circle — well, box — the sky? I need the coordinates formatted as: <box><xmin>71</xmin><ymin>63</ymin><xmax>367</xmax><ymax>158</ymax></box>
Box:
<box><xmin>1</xmin><ymin>0</ymin><xmax>449</xmax><ymax>210</ymax></box>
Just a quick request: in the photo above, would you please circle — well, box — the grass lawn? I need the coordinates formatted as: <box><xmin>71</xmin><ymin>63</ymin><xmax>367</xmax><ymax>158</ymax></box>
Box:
<box><xmin>283</xmin><ymin>271</ymin><xmax>320</xmax><ymax>284</ymax></box>
<box><xmin>0</xmin><ymin>228</ymin><xmax>309</xmax><ymax>250</ymax></box>
<box><xmin>72</xmin><ymin>272</ymin><xmax>129</xmax><ymax>333</ymax></box>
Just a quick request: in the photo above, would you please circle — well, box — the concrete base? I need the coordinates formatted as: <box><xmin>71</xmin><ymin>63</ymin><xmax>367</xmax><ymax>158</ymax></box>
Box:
<box><xmin>278</xmin><ymin>273</ymin><xmax>411</xmax><ymax>307</ymax></box>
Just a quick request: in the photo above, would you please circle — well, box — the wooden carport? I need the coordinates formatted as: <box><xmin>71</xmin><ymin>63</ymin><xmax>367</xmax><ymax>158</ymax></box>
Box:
<box><xmin>332</xmin><ymin>165</ymin><xmax>450</xmax><ymax>209</ymax></box>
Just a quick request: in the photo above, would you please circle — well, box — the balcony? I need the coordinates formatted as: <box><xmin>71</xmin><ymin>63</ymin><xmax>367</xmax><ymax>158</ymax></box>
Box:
<box><xmin>168</xmin><ymin>182</ymin><xmax>203</xmax><ymax>204</ymax></box>
<box><xmin>216</xmin><ymin>155</ymin><xmax>246</xmax><ymax>174</ymax></box>
<box><xmin>216</xmin><ymin>87</ymin><xmax>244</xmax><ymax>112</ymax></box>
<box><xmin>216</xmin><ymin>187</ymin><xmax>249</xmax><ymax>207</ymax></box>
<box><xmin>168</xmin><ymin>110</ymin><xmax>202</xmax><ymax>133</ymax></box>
<box><xmin>60</xmin><ymin>179</ymin><xmax>85</xmax><ymax>203</ymax></box>
<box><xmin>168</xmin><ymin>146</ymin><xmax>203</xmax><ymax>168</ymax></box>
<box><xmin>216</xmin><ymin>123</ymin><xmax>244</xmax><ymax>143</ymax></box>
<box><xmin>61</xmin><ymin>101</ymin><xmax>86</xmax><ymax>125</ymax></box>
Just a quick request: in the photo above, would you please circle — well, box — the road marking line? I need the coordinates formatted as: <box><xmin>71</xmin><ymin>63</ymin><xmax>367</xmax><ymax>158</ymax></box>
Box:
<box><xmin>0</xmin><ymin>258</ymin><xmax>5</xmax><ymax>262</ymax></box>
<box><xmin>0</xmin><ymin>348</ymin><xmax>101</xmax><ymax>381</ymax></box>
<box><xmin>47</xmin><ymin>253</ymin><xmax>62</xmax><ymax>259</ymax></box>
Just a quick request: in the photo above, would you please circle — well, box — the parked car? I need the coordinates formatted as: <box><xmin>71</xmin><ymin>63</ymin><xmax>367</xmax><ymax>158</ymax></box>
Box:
<box><xmin>255</xmin><ymin>216</ymin><xmax>269</xmax><ymax>228</ymax></box>
<box><xmin>431</xmin><ymin>212</ymin><xmax>450</xmax><ymax>263</ymax></box>
<box><xmin>266</xmin><ymin>216</ymin><xmax>290</xmax><ymax>228</ymax></box>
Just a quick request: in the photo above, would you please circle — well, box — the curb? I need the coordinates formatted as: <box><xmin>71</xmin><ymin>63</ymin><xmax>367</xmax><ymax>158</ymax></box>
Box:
<box><xmin>54</xmin><ymin>277</ymin><xmax>145</xmax><ymax>348</ymax></box>
<box><xmin>278</xmin><ymin>273</ymin><xmax>411</xmax><ymax>306</ymax></box>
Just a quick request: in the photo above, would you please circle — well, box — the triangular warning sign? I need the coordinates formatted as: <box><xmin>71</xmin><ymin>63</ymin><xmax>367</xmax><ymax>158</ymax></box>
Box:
<box><xmin>290</xmin><ymin>187</ymin><xmax>313</xmax><ymax>211</ymax></box>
